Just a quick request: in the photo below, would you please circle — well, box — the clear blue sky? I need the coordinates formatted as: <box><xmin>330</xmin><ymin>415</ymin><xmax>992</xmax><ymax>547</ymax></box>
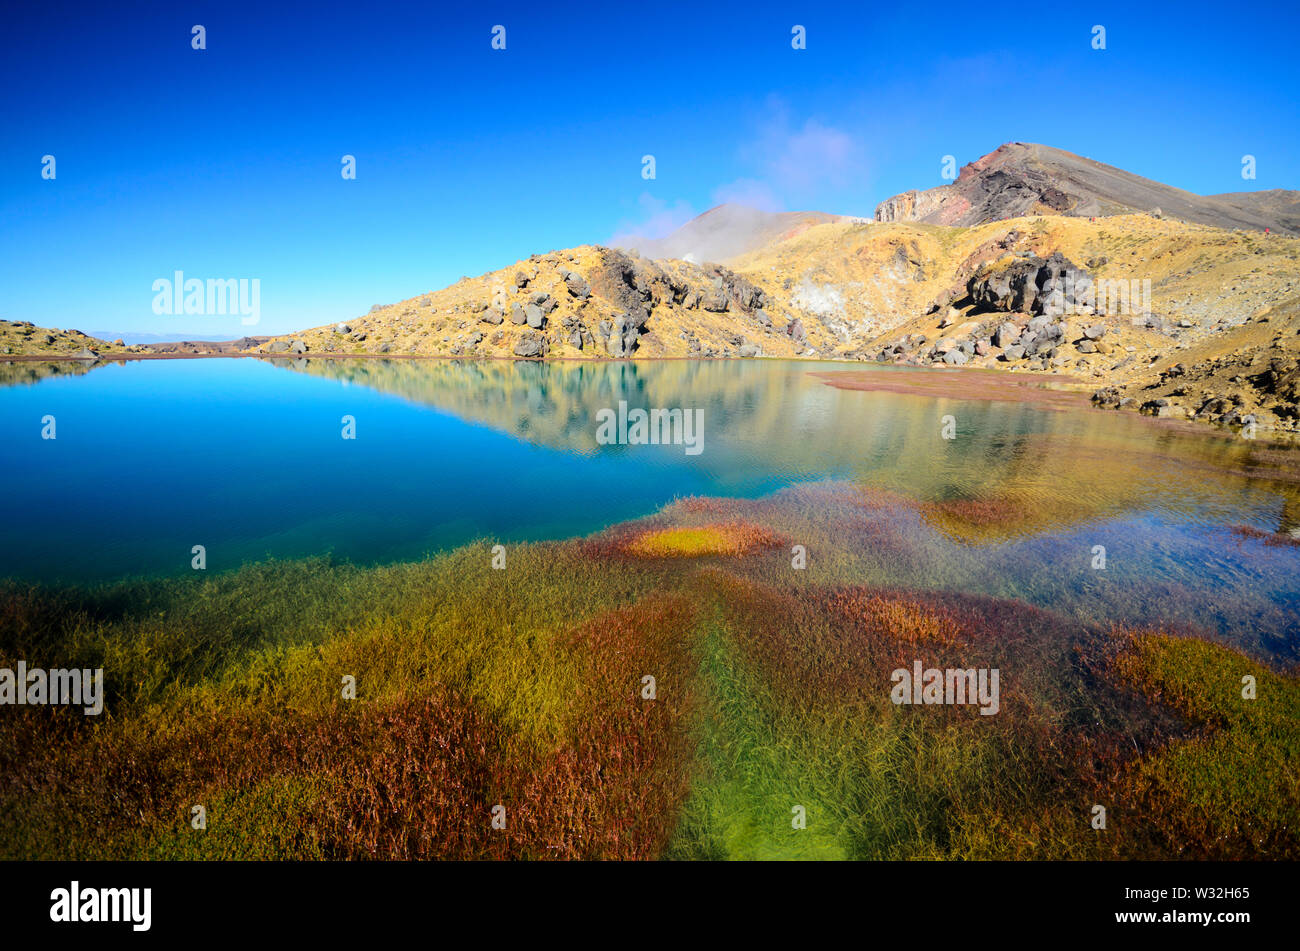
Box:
<box><xmin>2</xmin><ymin>0</ymin><xmax>1297</xmax><ymax>337</ymax></box>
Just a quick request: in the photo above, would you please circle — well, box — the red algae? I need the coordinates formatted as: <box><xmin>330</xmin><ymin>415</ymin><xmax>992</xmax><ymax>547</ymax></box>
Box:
<box><xmin>813</xmin><ymin>366</ymin><xmax>1088</xmax><ymax>410</ymax></box>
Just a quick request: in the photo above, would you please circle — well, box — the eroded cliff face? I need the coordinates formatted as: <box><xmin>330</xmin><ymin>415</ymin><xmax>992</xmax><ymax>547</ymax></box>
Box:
<box><xmin>874</xmin><ymin>187</ymin><xmax>958</xmax><ymax>224</ymax></box>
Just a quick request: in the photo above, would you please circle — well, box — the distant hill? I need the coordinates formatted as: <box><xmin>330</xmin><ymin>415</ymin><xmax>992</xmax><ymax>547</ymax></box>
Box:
<box><xmin>616</xmin><ymin>204</ymin><xmax>850</xmax><ymax>263</ymax></box>
<box><xmin>875</xmin><ymin>142</ymin><xmax>1300</xmax><ymax>235</ymax></box>
<box><xmin>1</xmin><ymin>321</ymin><xmax>123</xmax><ymax>358</ymax></box>
<box><xmin>89</xmin><ymin>331</ymin><xmax>233</xmax><ymax>346</ymax></box>
<box><xmin>1205</xmin><ymin>190</ymin><xmax>1300</xmax><ymax>235</ymax></box>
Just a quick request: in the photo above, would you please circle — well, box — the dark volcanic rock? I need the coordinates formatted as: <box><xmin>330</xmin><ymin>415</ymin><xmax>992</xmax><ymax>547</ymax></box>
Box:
<box><xmin>513</xmin><ymin>334</ymin><xmax>548</xmax><ymax>358</ymax></box>
<box><xmin>587</xmin><ymin>250</ymin><xmax>660</xmax><ymax>322</ymax></box>
<box><xmin>967</xmin><ymin>252</ymin><xmax>1093</xmax><ymax>317</ymax></box>
<box><xmin>604</xmin><ymin>312</ymin><xmax>647</xmax><ymax>357</ymax></box>
<box><xmin>564</xmin><ymin>271</ymin><xmax>591</xmax><ymax>299</ymax></box>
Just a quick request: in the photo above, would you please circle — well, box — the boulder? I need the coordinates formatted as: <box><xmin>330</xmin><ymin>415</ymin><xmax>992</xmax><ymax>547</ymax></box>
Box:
<box><xmin>1091</xmin><ymin>386</ymin><xmax>1122</xmax><ymax>407</ymax></box>
<box><xmin>524</xmin><ymin>304</ymin><xmax>545</xmax><ymax>329</ymax></box>
<box><xmin>481</xmin><ymin>307</ymin><xmax>504</xmax><ymax>325</ymax></box>
<box><xmin>942</xmin><ymin>349</ymin><xmax>969</xmax><ymax>366</ymax></box>
<box><xmin>529</xmin><ymin>291</ymin><xmax>558</xmax><ymax>314</ymax></box>
<box><xmin>564</xmin><ymin>272</ymin><xmax>591</xmax><ymax>299</ymax></box>
<box><xmin>1149</xmin><ymin>402</ymin><xmax>1183</xmax><ymax>418</ymax></box>
<box><xmin>702</xmin><ymin>291</ymin><xmax>729</xmax><ymax>312</ymax></box>
<box><xmin>992</xmin><ymin>322</ymin><xmax>1020</xmax><ymax>348</ymax></box>
<box><xmin>510</xmin><ymin>303</ymin><xmax>527</xmax><ymax>325</ymax></box>
<box><xmin>513</xmin><ymin>334</ymin><xmax>547</xmax><ymax>358</ymax></box>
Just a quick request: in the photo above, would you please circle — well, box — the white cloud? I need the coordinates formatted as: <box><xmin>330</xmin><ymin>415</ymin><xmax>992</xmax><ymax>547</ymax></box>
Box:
<box><xmin>764</xmin><ymin>118</ymin><xmax>860</xmax><ymax>193</ymax></box>
<box><xmin>607</xmin><ymin>105</ymin><xmax>867</xmax><ymax>246</ymax></box>
<box><xmin>608</xmin><ymin>193</ymin><xmax>697</xmax><ymax>245</ymax></box>
<box><xmin>710</xmin><ymin>178</ymin><xmax>783</xmax><ymax>212</ymax></box>
<box><xmin>716</xmin><ymin>100</ymin><xmax>865</xmax><ymax>209</ymax></box>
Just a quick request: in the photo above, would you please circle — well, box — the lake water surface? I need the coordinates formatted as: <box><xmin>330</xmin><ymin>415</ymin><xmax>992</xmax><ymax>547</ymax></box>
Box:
<box><xmin>2</xmin><ymin>357</ymin><xmax>1297</xmax><ymax>660</ymax></box>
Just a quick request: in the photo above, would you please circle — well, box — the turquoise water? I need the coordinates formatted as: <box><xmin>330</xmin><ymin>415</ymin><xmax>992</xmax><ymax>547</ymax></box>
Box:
<box><xmin>3</xmin><ymin>358</ymin><xmax>866</xmax><ymax>581</ymax></box>
<box><xmin>1</xmin><ymin>357</ymin><xmax>1298</xmax><ymax>660</ymax></box>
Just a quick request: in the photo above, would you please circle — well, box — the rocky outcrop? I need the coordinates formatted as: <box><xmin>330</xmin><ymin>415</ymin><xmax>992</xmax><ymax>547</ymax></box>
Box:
<box><xmin>966</xmin><ymin>252</ymin><xmax>1093</xmax><ymax>317</ymax></box>
<box><xmin>588</xmin><ymin>250</ymin><xmax>663</xmax><ymax>323</ymax></box>
<box><xmin>699</xmin><ymin>265</ymin><xmax>767</xmax><ymax>314</ymax></box>
<box><xmin>598</xmin><ymin>312</ymin><xmax>648</xmax><ymax>357</ymax></box>
<box><xmin>874</xmin><ymin>188</ymin><xmax>953</xmax><ymax>225</ymax></box>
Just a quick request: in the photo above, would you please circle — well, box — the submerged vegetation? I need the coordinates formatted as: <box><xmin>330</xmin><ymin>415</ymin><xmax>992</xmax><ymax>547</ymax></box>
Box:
<box><xmin>1</xmin><ymin>484</ymin><xmax>1296</xmax><ymax>860</ymax></box>
<box><xmin>622</xmin><ymin>522</ymin><xmax>785</xmax><ymax>558</ymax></box>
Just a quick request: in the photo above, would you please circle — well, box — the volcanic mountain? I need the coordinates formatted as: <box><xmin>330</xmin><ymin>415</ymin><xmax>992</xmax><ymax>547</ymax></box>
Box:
<box><xmin>875</xmin><ymin>142</ymin><xmax>1300</xmax><ymax>235</ymax></box>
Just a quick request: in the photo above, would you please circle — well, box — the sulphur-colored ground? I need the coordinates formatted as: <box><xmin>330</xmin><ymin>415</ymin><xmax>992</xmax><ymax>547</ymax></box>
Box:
<box><xmin>257</xmin><ymin>213</ymin><xmax>1297</xmax><ymax>366</ymax></box>
<box><xmin>0</xmin><ymin>321</ymin><xmax>127</xmax><ymax>358</ymax></box>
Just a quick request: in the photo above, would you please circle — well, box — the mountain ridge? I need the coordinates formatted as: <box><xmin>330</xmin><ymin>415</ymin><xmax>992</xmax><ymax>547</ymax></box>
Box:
<box><xmin>874</xmin><ymin>142</ymin><xmax>1299</xmax><ymax>235</ymax></box>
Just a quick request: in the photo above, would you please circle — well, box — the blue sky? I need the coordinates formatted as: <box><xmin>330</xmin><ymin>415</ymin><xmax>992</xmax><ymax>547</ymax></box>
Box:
<box><xmin>2</xmin><ymin>0</ymin><xmax>1297</xmax><ymax>337</ymax></box>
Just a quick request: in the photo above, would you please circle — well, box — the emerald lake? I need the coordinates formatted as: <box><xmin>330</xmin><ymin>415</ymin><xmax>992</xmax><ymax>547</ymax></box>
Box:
<box><xmin>2</xmin><ymin>356</ymin><xmax>1297</xmax><ymax>662</ymax></box>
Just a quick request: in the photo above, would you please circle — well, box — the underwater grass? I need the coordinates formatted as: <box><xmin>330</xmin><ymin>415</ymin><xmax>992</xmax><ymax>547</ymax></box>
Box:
<box><xmin>1</xmin><ymin>486</ymin><xmax>1296</xmax><ymax>859</ymax></box>
<box><xmin>1111</xmin><ymin>630</ymin><xmax>1300</xmax><ymax>858</ymax></box>
<box><xmin>622</xmin><ymin>522</ymin><xmax>784</xmax><ymax>558</ymax></box>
